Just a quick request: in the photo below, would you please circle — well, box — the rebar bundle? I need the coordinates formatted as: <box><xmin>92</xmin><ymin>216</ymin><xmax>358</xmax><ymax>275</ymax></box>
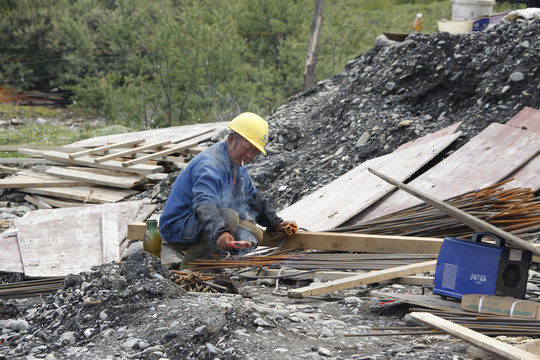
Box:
<box><xmin>188</xmin><ymin>253</ymin><xmax>436</xmax><ymax>271</ymax></box>
<box><xmin>333</xmin><ymin>180</ymin><xmax>540</xmax><ymax>241</ymax></box>
<box><xmin>0</xmin><ymin>277</ymin><xmax>64</xmax><ymax>298</ymax></box>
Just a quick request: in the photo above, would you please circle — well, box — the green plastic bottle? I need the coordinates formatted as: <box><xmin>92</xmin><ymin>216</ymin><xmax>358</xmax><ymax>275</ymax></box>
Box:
<box><xmin>143</xmin><ymin>219</ymin><xmax>162</xmax><ymax>259</ymax></box>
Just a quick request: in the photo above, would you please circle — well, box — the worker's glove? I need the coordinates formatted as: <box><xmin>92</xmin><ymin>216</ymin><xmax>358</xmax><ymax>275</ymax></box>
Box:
<box><xmin>216</xmin><ymin>232</ymin><xmax>235</xmax><ymax>251</ymax></box>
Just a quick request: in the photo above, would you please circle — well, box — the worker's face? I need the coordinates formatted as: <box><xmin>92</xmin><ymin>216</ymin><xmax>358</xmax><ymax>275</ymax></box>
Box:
<box><xmin>227</xmin><ymin>135</ymin><xmax>259</xmax><ymax>166</ymax></box>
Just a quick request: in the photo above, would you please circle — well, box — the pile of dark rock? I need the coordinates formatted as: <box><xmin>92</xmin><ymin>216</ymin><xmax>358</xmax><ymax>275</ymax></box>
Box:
<box><xmin>251</xmin><ymin>18</ymin><xmax>540</xmax><ymax>211</ymax></box>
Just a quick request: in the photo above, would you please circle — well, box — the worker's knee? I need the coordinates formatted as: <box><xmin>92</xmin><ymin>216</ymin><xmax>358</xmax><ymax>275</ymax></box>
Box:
<box><xmin>236</xmin><ymin>220</ymin><xmax>263</xmax><ymax>246</ymax></box>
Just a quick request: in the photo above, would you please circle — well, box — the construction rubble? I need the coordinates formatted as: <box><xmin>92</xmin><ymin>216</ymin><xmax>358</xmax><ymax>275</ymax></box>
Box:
<box><xmin>1</xmin><ymin>16</ymin><xmax>540</xmax><ymax>360</ymax></box>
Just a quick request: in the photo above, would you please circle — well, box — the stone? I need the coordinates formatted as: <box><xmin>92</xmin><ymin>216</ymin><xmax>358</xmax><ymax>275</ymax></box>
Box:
<box><xmin>509</xmin><ymin>72</ymin><xmax>524</xmax><ymax>82</ymax></box>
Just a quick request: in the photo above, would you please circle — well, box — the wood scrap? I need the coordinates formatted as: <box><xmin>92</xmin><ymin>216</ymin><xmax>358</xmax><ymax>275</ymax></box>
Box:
<box><xmin>410</xmin><ymin>312</ymin><xmax>540</xmax><ymax>360</ymax></box>
<box><xmin>0</xmin><ymin>164</ymin><xmax>21</xmax><ymax>175</ymax></box>
<box><xmin>93</xmin><ymin>140</ymin><xmax>171</xmax><ymax>164</ymax></box>
<box><xmin>287</xmin><ymin>260</ymin><xmax>436</xmax><ymax>298</ymax></box>
<box><xmin>0</xmin><ymin>171</ymin><xmax>88</xmax><ymax>188</ymax></box>
<box><xmin>27</xmin><ymin>194</ymin><xmax>84</xmax><ymax>208</ymax></box>
<box><xmin>21</xmin><ymin>185</ymin><xmax>138</xmax><ymax>204</ymax></box>
<box><xmin>45</xmin><ymin>167</ymin><xmax>147</xmax><ymax>189</ymax></box>
<box><xmin>42</xmin><ymin>151</ymin><xmax>163</xmax><ymax>175</ymax></box>
<box><xmin>24</xmin><ymin>195</ymin><xmax>52</xmax><ymax>209</ymax></box>
<box><xmin>68</xmin><ymin>138</ymin><xmax>145</xmax><ymax>159</ymax></box>
<box><xmin>121</xmin><ymin>141</ymin><xmax>197</xmax><ymax>167</ymax></box>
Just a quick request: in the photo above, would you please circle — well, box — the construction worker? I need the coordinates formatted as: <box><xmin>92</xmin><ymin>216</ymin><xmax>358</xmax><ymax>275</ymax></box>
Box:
<box><xmin>159</xmin><ymin>112</ymin><xmax>294</xmax><ymax>269</ymax></box>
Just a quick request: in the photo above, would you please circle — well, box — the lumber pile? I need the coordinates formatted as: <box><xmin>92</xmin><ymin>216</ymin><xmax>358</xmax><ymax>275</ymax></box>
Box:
<box><xmin>0</xmin><ymin>127</ymin><xmax>220</xmax><ymax>207</ymax></box>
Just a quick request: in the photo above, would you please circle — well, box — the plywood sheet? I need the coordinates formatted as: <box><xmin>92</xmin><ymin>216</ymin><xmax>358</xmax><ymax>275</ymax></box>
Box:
<box><xmin>354</xmin><ymin>123</ymin><xmax>540</xmax><ymax>224</ymax></box>
<box><xmin>278</xmin><ymin>127</ymin><xmax>461</xmax><ymax>231</ymax></box>
<box><xmin>14</xmin><ymin>200</ymin><xmax>147</xmax><ymax>277</ymax></box>
<box><xmin>503</xmin><ymin>107</ymin><xmax>540</xmax><ymax>191</ymax></box>
<box><xmin>0</xmin><ymin>231</ymin><xmax>23</xmax><ymax>273</ymax></box>
<box><xmin>506</xmin><ymin>106</ymin><xmax>540</xmax><ymax>131</ymax></box>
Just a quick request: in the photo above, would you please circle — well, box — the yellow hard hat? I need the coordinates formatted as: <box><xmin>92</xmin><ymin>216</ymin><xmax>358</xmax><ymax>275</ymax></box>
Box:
<box><xmin>227</xmin><ymin>112</ymin><xmax>268</xmax><ymax>155</ymax></box>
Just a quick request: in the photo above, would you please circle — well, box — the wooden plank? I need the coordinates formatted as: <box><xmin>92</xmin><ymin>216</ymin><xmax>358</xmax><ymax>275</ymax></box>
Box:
<box><xmin>69</xmin><ymin>138</ymin><xmax>145</xmax><ymax>159</ymax></box>
<box><xmin>355</xmin><ymin>123</ymin><xmax>540</xmax><ymax>224</ymax></box>
<box><xmin>278</xmin><ymin>128</ymin><xmax>461</xmax><ymax>231</ymax></box>
<box><xmin>287</xmin><ymin>260</ymin><xmax>437</xmax><ymax>298</ymax></box>
<box><xmin>395</xmin><ymin>121</ymin><xmax>462</xmax><ymax>152</ymax></box>
<box><xmin>502</xmin><ymin>107</ymin><xmax>540</xmax><ymax>191</ymax></box>
<box><xmin>184</xmin><ymin>146</ymin><xmax>207</xmax><ymax>155</ymax></box>
<box><xmin>260</xmin><ymin>231</ymin><xmax>443</xmax><ymax>254</ymax></box>
<box><xmin>0</xmin><ymin>157</ymin><xmax>66</xmax><ymax>166</ymax></box>
<box><xmin>93</xmin><ymin>140</ymin><xmax>171</xmax><ymax>164</ymax></box>
<box><xmin>42</xmin><ymin>151</ymin><xmax>163</xmax><ymax>175</ymax></box>
<box><xmin>14</xmin><ymin>200</ymin><xmax>147</xmax><ymax>277</ymax></box>
<box><xmin>0</xmin><ymin>173</ymin><xmax>87</xmax><ymax>188</ymax></box>
<box><xmin>506</xmin><ymin>106</ymin><xmax>540</xmax><ymax>131</ymax></box>
<box><xmin>102</xmin><ymin>211</ymin><xmax>119</xmax><ymax>263</ymax></box>
<box><xmin>0</xmin><ymin>230</ymin><xmax>24</xmax><ymax>273</ymax></box>
<box><xmin>24</xmin><ymin>194</ymin><xmax>53</xmax><ymax>209</ymax></box>
<box><xmin>128</xmin><ymin>222</ymin><xmax>147</xmax><ymax>240</ymax></box>
<box><xmin>0</xmin><ymin>164</ymin><xmax>20</xmax><ymax>174</ymax></box>
<box><xmin>0</xmin><ymin>145</ymin><xmax>86</xmax><ymax>153</ymax></box>
<box><xmin>411</xmin><ymin>312</ymin><xmax>540</xmax><ymax>360</ymax></box>
<box><xmin>45</xmin><ymin>167</ymin><xmax>147</xmax><ymax>189</ymax></box>
<box><xmin>170</xmin><ymin>127</ymin><xmax>215</xmax><ymax>144</ymax></box>
<box><xmin>65</xmin><ymin>122</ymin><xmax>226</xmax><ymax>148</ymax></box>
<box><xmin>121</xmin><ymin>141</ymin><xmax>197</xmax><ymax>167</ymax></box>
<box><xmin>30</xmin><ymin>194</ymin><xmax>85</xmax><ymax>208</ymax></box>
<box><xmin>368</xmin><ymin>168</ymin><xmax>540</xmax><ymax>256</ymax></box>
<box><xmin>21</xmin><ymin>186</ymin><xmax>138</xmax><ymax>204</ymax></box>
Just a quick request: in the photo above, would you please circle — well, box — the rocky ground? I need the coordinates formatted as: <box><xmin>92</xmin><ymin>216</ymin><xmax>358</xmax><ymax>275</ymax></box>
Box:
<box><xmin>1</xmin><ymin>17</ymin><xmax>540</xmax><ymax>360</ymax></box>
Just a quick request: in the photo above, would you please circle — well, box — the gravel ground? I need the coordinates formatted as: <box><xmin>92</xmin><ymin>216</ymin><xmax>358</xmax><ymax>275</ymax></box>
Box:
<box><xmin>1</xmin><ymin>17</ymin><xmax>540</xmax><ymax>360</ymax></box>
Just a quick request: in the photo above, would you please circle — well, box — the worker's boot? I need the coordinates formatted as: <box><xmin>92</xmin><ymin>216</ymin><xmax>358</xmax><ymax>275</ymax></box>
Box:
<box><xmin>179</xmin><ymin>208</ymin><xmax>240</xmax><ymax>270</ymax></box>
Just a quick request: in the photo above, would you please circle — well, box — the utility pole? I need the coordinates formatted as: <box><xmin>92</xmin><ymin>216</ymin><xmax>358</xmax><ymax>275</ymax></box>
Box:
<box><xmin>303</xmin><ymin>0</ymin><xmax>324</xmax><ymax>91</ymax></box>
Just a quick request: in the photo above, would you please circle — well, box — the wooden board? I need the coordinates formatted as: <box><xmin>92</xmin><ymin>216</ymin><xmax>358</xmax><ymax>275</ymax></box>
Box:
<box><xmin>287</xmin><ymin>260</ymin><xmax>437</xmax><ymax>298</ymax></box>
<box><xmin>506</xmin><ymin>106</ymin><xmax>540</xmax><ymax>131</ymax></box>
<box><xmin>0</xmin><ymin>173</ymin><xmax>86</xmax><ymax>188</ymax></box>
<box><xmin>14</xmin><ymin>200</ymin><xmax>147</xmax><ymax>277</ymax></box>
<box><xmin>42</xmin><ymin>151</ymin><xmax>163</xmax><ymax>175</ymax></box>
<box><xmin>394</xmin><ymin>121</ymin><xmax>462</xmax><ymax>152</ymax></box>
<box><xmin>21</xmin><ymin>185</ymin><xmax>138</xmax><ymax>204</ymax></box>
<box><xmin>354</xmin><ymin>123</ymin><xmax>540</xmax><ymax>224</ymax></box>
<box><xmin>66</xmin><ymin>122</ymin><xmax>227</xmax><ymax>148</ymax></box>
<box><xmin>260</xmin><ymin>231</ymin><xmax>443</xmax><ymax>254</ymax></box>
<box><xmin>29</xmin><ymin>194</ymin><xmax>85</xmax><ymax>208</ymax></box>
<box><xmin>411</xmin><ymin>312</ymin><xmax>540</xmax><ymax>360</ymax></box>
<box><xmin>503</xmin><ymin>107</ymin><xmax>540</xmax><ymax>191</ymax></box>
<box><xmin>278</xmin><ymin>128</ymin><xmax>462</xmax><ymax>231</ymax></box>
<box><xmin>45</xmin><ymin>167</ymin><xmax>147</xmax><ymax>189</ymax></box>
<box><xmin>0</xmin><ymin>231</ymin><xmax>24</xmax><ymax>273</ymax></box>
<box><xmin>68</xmin><ymin>138</ymin><xmax>145</xmax><ymax>159</ymax></box>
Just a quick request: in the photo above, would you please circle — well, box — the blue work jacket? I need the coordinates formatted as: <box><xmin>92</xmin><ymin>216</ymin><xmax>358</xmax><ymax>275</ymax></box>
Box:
<box><xmin>159</xmin><ymin>141</ymin><xmax>258</xmax><ymax>244</ymax></box>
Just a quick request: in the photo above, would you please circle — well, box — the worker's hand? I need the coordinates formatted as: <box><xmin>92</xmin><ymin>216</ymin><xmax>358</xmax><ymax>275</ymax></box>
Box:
<box><xmin>274</xmin><ymin>221</ymin><xmax>296</xmax><ymax>232</ymax></box>
<box><xmin>216</xmin><ymin>232</ymin><xmax>235</xmax><ymax>251</ymax></box>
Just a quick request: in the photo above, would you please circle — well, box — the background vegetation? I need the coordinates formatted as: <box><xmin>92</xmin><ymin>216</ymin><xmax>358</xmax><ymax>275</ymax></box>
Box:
<box><xmin>0</xmin><ymin>0</ymin><xmax>523</xmax><ymax>130</ymax></box>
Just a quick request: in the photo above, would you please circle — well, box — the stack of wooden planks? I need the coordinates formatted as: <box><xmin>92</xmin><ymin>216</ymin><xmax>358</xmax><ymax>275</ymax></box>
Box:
<box><xmin>0</xmin><ymin>125</ymin><xmax>224</xmax><ymax>207</ymax></box>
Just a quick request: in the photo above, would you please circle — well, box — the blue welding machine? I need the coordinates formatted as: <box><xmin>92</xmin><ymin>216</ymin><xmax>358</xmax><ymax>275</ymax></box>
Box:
<box><xmin>433</xmin><ymin>232</ymin><xmax>532</xmax><ymax>300</ymax></box>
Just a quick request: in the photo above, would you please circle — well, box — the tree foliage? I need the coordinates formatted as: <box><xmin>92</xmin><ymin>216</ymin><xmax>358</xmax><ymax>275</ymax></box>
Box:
<box><xmin>0</xmin><ymin>0</ymin><xmax>520</xmax><ymax>128</ymax></box>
